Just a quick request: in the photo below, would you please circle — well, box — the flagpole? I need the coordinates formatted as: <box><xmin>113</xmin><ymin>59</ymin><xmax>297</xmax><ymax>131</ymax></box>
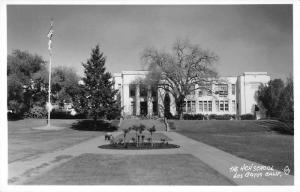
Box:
<box><xmin>48</xmin><ymin>50</ymin><xmax>52</xmax><ymax>127</ymax></box>
<box><xmin>47</xmin><ymin>19</ymin><xmax>53</xmax><ymax>128</ymax></box>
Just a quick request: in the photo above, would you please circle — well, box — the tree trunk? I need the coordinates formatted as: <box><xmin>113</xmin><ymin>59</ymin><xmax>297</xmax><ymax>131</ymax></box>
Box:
<box><xmin>150</xmin><ymin>132</ymin><xmax>153</xmax><ymax>147</ymax></box>
<box><xmin>175</xmin><ymin>96</ymin><xmax>185</xmax><ymax>120</ymax></box>
<box><xmin>123</xmin><ymin>134</ymin><xmax>126</xmax><ymax>146</ymax></box>
<box><xmin>163</xmin><ymin>117</ymin><xmax>168</xmax><ymax>131</ymax></box>
<box><xmin>93</xmin><ymin>116</ymin><xmax>97</xmax><ymax>128</ymax></box>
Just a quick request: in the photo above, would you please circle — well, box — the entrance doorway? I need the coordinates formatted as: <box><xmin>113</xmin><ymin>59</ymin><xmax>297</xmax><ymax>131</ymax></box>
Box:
<box><xmin>140</xmin><ymin>101</ymin><xmax>148</xmax><ymax>116</ymax></box>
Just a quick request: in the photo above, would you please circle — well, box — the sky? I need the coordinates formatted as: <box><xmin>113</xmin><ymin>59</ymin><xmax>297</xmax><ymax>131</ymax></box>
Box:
<box><xmin>7</xmin><ymin>4</ymin><xmax>293</xmax><ymax>79</ymax></box>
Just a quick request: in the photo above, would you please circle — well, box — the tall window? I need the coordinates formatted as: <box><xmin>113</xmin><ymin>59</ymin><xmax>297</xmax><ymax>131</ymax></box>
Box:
<box><xmin>191</xmin><ymin>101</ymin><xmax>196</xmax><ymax>112</ymax></box>
<box><xmin>187</xmin><ymin>101</ymin><xmax>191</xmax><ymax>112</ymax></box>
<box><xmin>151</xmin><ymin>86</ymin><xmax>157</xmax><ymax>98</ymax></box>
<box><xmin>131</xmin><ymin>101</ymin><xmax>136</xmax><ymax>115</ymax></box>
<box><xmin>204</xmin><ymin>101</ymin><xmax>208</xmax><ymax>112</ymax></box>
<box><xmin>215</xmin><ymin>100</ymin><xmax>219</xmax><ymax>111</ymax></box>
<box><xmin>232</xmin><ymin>100</ymin><xmax>236</xmax><ymax>112</ymax></box>
<box><xmin>129</xmin><ymin>84</ymin><xmax>135</xmax><ymax>97</ymax></box>
<box><xmin>208</xmin><ymin>101</ymin><xmax>212</xmax><ymax>111</ymax></box>
<box><xmin>220</xmin><ymin>101</ymin><xmax>224</xmax><ymax>111</ymax></box>
<box><xmin>183</xmin><ymin>101</ymin><xmax>187</xmax><ymax>112</ymax></box>
<box><xmin>225</xmin><ymin>100</ymin><xmax>229</xmax><ymax>111</ymax></box>
<box><xmin>140</xmin><ymin>84</ymin><xmax>147</xmax><ymax>97</ymax></box>
<box><xmin>232</xmin><ymin>84</ymin><xmax>236</xmax><ymax>95</ymax></box>
<box><xmin>199</xmin><ymin>101</ymin><xmax>203</xmax><ymax>112</ymax></box>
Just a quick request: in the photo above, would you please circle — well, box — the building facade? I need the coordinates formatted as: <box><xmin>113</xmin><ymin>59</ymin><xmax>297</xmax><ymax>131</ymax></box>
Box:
<box><xmin>113</xmin><ymin>71</ymin><xmax>270</xmax><ymax>119</ymax></box>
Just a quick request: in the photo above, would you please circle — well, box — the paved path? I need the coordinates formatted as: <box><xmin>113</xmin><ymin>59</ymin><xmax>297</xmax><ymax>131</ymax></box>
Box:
<box><xmin>8</xmin><ymin>131</ymin><xmax>293</xmax><ymax>185</ymax></box>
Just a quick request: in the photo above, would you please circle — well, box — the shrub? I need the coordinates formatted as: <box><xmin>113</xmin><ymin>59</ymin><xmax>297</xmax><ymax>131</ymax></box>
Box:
<box><xmin>183</xmin><ymin>114</ymin><xmax>205</xmax><ymax>120</ymax></box>
<box><xmin>7</xmin><ymin>112</ymin><xmax>23</xmax><ymax>121</ymax></box>
<box><xmin>29</xmin><ymin>106</ymin><xmax>47</xmax><ymax>118</ymax></box>
<box><xmin>209</xmin><ymin>114</ymin><xmax>235</xmax><ymax>120</ymax></box>
<box><xmin>240</xmin><ymin>113</ymin><xmax>255</xmax><ymax>120</ymax></box>
<box><xmin>50</xmin><ymin>109</ymin><xmax>86</xmax><ymax>119</ymax></box>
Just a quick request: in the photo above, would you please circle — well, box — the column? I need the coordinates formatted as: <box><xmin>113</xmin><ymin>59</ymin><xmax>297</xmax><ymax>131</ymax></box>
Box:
<box><xmin>135</xmin><ymin>84</ymin><xmax>140</xmax><ymax>116</ymax></box>
<box><xmin>123</xmin><ymin>84</ymin><xmax>130</xmax><ymax>116</ymax></box>
<box><xmin>157</xmin><ymin>88</ymin><xmax>164</xmax><ymax>117</ymax></box>
<box><xmin>147</xmin><ymin>85</ymin><xmax>153</xmax><ymax>117</ymax></box>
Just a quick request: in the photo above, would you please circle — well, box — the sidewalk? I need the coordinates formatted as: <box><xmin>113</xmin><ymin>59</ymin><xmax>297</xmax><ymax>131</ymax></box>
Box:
<box><xmin>8</xmin><ymin>131</ymin><xmax>294</xmax><ymax>185</ymax></box>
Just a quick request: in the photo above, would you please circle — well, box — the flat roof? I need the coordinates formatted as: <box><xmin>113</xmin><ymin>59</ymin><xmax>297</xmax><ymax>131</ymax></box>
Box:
<box><xmin>121</xmin><ymin>70</ymin><xmax>149</xmax><ymax>75</ymax></box>
<box><xmin>242</xmin><ymin>72</ymin><xmax>268</xmax><ymax>75</ymax></box>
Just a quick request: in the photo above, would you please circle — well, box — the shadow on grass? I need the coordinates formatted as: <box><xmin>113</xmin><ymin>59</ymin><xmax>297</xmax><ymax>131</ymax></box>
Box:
<box><xmin>71</xmin><ymin>120</ymin><xmax>118</xmax><ymax>132</ymax></box>
<box><xmin>256</xmin><ymin>120</ymin><xmax>294</xmax><ymax>135</ymax></box>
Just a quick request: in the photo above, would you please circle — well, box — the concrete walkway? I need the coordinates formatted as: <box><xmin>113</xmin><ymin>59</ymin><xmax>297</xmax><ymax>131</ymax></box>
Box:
<box><xmin>8</xmin><ymin>131</ymin><xmax>293</xmax><ymax>185</ymax></box>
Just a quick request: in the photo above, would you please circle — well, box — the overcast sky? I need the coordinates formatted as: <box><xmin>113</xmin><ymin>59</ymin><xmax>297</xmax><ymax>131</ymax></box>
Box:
<box><xmin>7</xmin><ymin>5</ymin><xmax>293</xmax><ymax>79</ymax></box>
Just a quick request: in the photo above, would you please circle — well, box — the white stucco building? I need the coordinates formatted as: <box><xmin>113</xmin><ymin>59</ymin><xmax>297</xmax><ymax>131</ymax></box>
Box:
<box><xmin>113</xmin><ymin>71</ymin><xmax>270</xmax><ymax>119</ymax></box>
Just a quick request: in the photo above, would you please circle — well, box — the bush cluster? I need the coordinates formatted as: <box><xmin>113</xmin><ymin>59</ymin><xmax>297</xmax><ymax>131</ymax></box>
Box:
<box><xmin>209</xmin><ymin>114</ymin><xmax>235</xmax><ymax>120</ymax></box>
<box><xmin>165</xmin><ymin>113</ymin><xmax>237</xmax><ymax>120</ymax></box>
<box><xmin>183</xmin><ymin>114</ymin><xmax>206</xmax><ymax>120</ymax></box>
<box><xmin>50</xmin><ymin>110</ymin><xmax>87</xmax><ymax>119</ymax></box>
<box><xmin>240</xmin><ymin>113</ymin><xmax>256</xmax><ymax>120</ymax></box>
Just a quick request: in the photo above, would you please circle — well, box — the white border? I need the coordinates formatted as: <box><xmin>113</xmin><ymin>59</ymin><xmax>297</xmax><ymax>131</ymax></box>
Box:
<box><xmin>1</xmin><ymin>1</ymin><xmax>298</xmax><ymax>192</ymax></box>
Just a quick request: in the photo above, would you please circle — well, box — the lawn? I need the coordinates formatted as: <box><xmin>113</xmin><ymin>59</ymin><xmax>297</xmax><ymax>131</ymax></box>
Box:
<box><xmin>171</xmin><ymin>120</ymin><xmax>294</xmax><ymax>175</ymax></box>
<box><xmin>8</xmin><ymin>119</ymin><xmax>119</xmax><ymax>163</ymax></box>
<box><xmin>25</xmin><ymin>153</ymin><xmax>235</xmax><ymax>185</ymax></box>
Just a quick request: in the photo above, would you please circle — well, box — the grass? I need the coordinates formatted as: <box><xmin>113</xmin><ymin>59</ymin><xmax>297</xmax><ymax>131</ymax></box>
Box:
<box><xmin>172</xmin><ymin>120</ymin><xmax>294</xmax><ymax>175</ymax></box>
<box><xmin>25</xmin><ymin>153</ymin><xmax>235</xmax><ymax>185</ymax></box>
<box><xmin>8</xmin><ymin>119</ymin><xmax>119</xmax><ymax>163</ymax></box>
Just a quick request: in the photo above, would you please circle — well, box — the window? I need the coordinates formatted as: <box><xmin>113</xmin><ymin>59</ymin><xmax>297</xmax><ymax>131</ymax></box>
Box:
<box><xmin>225</xmin><ymin>100</ymin><xmax>229</xmax><ymax>111</ymax></box>
<box><xmin>183</xmin><ymin>101</ymin><xmax>187</xmax><ymax>112</ymax></box>
<box><xmin>199</xmin><ymin>101</ymin><xmax>203</xmax><ymax>112</ymax></box>
<box><xmin>204</xmin><ymin>101</ymin><xmax>208</xmax><ymax>112</ymax></box>
<box><xmin>232</xmin><ymin>84</ymin><xmax>236</xmax><ymax>95</ymax></box>
<box><xmin>208</xmin><ymin>101</ymin><xmax>212</xmax><ymax>111</ymax></box>
<box><xmin>131</xmin><ymin>101</ymin><xmax>136</xmax><ymax>115</ymax></box>
<box><xmin>140</xmin><ymin>84</ymin><xmax>147</xmax><ymax>97</ymax></box>
<box><xmin>187</xmin><ymin>101</ymin><xmax>191</xmax><ymax>112</ymax></box>
<box><xmin>191</xmin><ymin>101</ymin><xmax>196</xmax><ymax>112</ymax></box>
<box><xmin>190</xmin><ymin>85</ymin><xmax>196</xmax><ymax>95</ymax></box>
<box><xmin>220</xmin><ymin>101</ymin><xmax>224</xmax><ymax>111</ymax></box>
<box><xmin>129</xmin><ymin>84</ymin><xmax>136</xmax><ymax>97</ymax></box>
<box><xmin>232</xmin><ymin>100</ymin><xmax>236</xmax><ymax>112</ymax></box>
<box><xmin>153</xmin><ymin>101</ymin><xmax>158</xmax><ymax>115</ymax></box>
<box><xmin>151</xmin><ymin>86</ymin><xmax>157</xmax><ymax>97</ymax></box>
<box><xmin>198</xmin><ymin>90</ymin><xmax>203</xmax><ymax>97</ymax></box>
<box><xmin>215</xmin><ymin>100</ymin><xmax>219</xmax><ymax>111</ymax></box>
<box><xmin>216</xmin><ymin>84</ymin><xmax>228</xmax><ymax>96</ymax></box>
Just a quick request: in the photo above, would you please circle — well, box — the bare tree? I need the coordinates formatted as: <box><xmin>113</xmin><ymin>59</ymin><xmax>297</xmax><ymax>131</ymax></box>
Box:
<box><xmin>142</xmin><ymin>40</ymin><xmax>219</xmax><ymax>119</ymax></box>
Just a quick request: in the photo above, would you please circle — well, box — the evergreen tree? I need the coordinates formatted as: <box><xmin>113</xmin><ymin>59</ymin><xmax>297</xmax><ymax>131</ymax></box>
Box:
<box><xmin>74</xmin><ymin>45</ymin><xmax>120</xmax><ymax>122</ymax></box>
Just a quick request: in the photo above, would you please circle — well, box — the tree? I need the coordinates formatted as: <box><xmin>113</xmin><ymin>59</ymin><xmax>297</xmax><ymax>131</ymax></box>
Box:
<box><xmin>142</xmin><ymin>40</ymin><xmax>219</xmax><ymax>119</ymax></box>
<box><xmin>257</xmin><ymin>79</ymin><xmax>285</xmax><ymax>118</ymax></box>
<box><xmin>7</xmin><ymin>50</ymin><xmax>48</xmax><ymax>116</ymax></box>
<box><xmin>73</xmin><ymin>45</ymin><xmax>120</xmax><ymax>123</ymax></box>
<box><xmin>277</xmin><ymin>77</ymin><xmax>293</xmax><ymax>122</ymax></box>
<box><xmin>51</xmin><ymin>66</ymin><xmax>80</xmax><ymax>106</ymax></box>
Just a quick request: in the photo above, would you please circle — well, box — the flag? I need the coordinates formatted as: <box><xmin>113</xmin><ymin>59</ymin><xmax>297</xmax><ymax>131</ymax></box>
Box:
<box><xmin>47</xmin><ymin>19</ymin><xmax>54</xmax><ymax>51</ymax></box>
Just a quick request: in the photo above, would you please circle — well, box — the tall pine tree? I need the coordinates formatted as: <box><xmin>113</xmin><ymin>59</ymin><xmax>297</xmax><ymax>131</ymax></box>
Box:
<box><xmin>74</xmin><ymin>45</ymin><xmax>120</xmax><ymax>122</ymax></box>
